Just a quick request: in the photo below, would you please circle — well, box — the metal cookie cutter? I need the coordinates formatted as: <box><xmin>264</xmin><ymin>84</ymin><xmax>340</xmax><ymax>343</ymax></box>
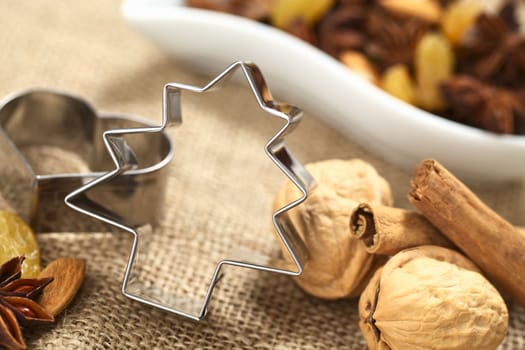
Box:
<box><xmin>0</xmin><ymin>89</ymin><xmax>173</xmax><ymax>232</ymax></box>
<box><xmin>66</xmin><ymin>61</ymin><xmax>316</xmax><ymax>320</ymax></box>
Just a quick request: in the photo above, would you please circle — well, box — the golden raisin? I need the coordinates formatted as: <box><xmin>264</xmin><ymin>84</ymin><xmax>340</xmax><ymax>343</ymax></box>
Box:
<box><xmin>441</xmin><ymin>0</ymin><xmax>481</xmax><ymax>46</ymax></box>
<box><xmin>415</xmin><ymin>32</ymin><xmax>454</xmax><ymax>111</ymax></box>
<box><xmin>270</xmin><ymin>0</ymin><xmax>335</xmax><ymax>29</ymax></box>
<box><xmin>381</xmin><ymin>64</ymin><xmax>416</xmax><ymax>105</ymax></box>
<box><xmin>340</xmin><ymin>50</ymin><xmax>379</xmax><ymax>85</ymax></box>
<box><xmin>0</xmin><ymin>212</ymin><xmax>41</xmax><ymax>277</ymax></box>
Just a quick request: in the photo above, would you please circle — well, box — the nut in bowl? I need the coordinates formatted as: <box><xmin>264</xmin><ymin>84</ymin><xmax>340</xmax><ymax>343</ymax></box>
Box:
<box><xmin>122</xmin><ymin>0</ymin><xmax>525</xmax><ymax>182</ymax></box>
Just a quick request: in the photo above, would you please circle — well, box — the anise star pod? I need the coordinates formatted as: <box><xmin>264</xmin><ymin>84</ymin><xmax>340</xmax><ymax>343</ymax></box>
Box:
<box><xmin>0</xmin><ymin>257</ymin><xmax>54</xmax><ymax>350</ymax></box>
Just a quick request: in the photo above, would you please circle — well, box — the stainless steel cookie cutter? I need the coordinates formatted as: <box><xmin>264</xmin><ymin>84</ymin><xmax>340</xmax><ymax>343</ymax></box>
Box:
<box><xmin>0</xmin><ymin>89</ymin><xmax>173</xmax><ymax>232</ymax></box>
<box><xmin>65</xmin><ymin>61</ymin><xmax>316</xmax><ymax>320</ymax></box>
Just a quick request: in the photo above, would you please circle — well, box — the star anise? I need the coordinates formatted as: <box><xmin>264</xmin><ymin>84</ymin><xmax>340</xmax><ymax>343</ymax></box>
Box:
<box><xmin>513</xmin><ymin>88</ymin><xmax>525</xmax><ymax>134</ymax></box>
<box><xmin>285</xmin><ymin>17</ymin><xmax>317</xmax><ymax>45</ymax></box>
<box><xmin>365</xmin><ymin>7</ymin><xmax>430</xmax><ymax>69</ymax></box>
<box><xmin>440</xmin><ymin>75</ymin><xmax>525</xmax><ymax>134</ymax></box>
<box><xmin>499</xmin><ymin>1</ymin><xmax>520</xmax><ymax>32</ymax></box>
<box><xmin>457</xmin><ymin>10</ymin><xmax>525</xmax><ymax>88</ymax></box>
<box><xmin>318</xmin><ymin>3</ymin><xmax>372</xmax><ymax>57</ymax></box>
<box><xmin>0</xmin><ymin>257</ymin><xmax>54</xmax><ymax>350</ymax></box>
<box><xmin>337</xmin><ymin>0</ymin><xmax>371</xmax><ymax>5</ymax></box>
<box><xmin>436</xmin><ymin>0</ymin><xmax>454</xmax><ymax>6</ymax></box>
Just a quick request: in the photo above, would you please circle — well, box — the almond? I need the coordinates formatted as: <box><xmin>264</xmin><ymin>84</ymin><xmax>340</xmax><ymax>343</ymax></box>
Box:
<box><xmin>380</xmin><ymin>0</ymin><xmax>442</xmax><ymax>24</ymax></box>
<box><xmin>37</xmin><ymin>258</ymin><xmax>86</xmax><ymax>316</ymax></box>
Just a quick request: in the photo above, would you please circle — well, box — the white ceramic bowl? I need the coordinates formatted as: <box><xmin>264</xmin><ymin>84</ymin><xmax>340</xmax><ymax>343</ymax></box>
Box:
<box><xmin>122</xmin><ymin>0</ymin><xmax>525</xmax><ymax>182</ymax></box>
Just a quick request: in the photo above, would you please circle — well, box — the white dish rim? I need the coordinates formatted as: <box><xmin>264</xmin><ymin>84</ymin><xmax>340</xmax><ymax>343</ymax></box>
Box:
<box><xmin>122</xmin><ymin>0</ymin><xmax>525</xmax><ymax>182</ymax></box>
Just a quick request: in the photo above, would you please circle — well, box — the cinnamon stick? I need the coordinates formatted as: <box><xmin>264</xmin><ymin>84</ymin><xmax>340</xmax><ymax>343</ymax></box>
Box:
<box><xmin>409</xmin><ymin>159</ymin><xmax>525</xmax><ymax>307</ymax></box>
<box><xmin>350</xmin><ymin>203</ymin><xmax>454</xmax><ymax>255</ymax></box>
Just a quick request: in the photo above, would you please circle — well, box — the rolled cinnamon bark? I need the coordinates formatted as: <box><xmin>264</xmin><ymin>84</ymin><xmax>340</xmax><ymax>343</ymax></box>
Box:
<box><xmin>409</xmin><ymin>159</ymin><xmax>525</xmax><ymax>307</ymax></box>
<box><xmin>350</xmin><ymin>203</ymin><xmax>454</xmax><ymax>255</ymax></box>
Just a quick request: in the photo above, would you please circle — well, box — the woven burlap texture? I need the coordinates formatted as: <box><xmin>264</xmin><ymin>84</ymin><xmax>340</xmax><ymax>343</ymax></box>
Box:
<box><xmin>1</xmin><ymin>1</ymin><xmax>524</xmax><ymax>349</ymax></box>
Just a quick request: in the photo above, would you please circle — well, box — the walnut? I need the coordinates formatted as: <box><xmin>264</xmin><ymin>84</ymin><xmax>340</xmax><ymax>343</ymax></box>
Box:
<box><xmin>359</xmin><ymin>245</ymin><xmax>508</xmax><ymax>350</ymax></box>
<box><xmin>272</xmin><ymin>159</ymin><xmax>393</xmax><ymax>299</ymax></box>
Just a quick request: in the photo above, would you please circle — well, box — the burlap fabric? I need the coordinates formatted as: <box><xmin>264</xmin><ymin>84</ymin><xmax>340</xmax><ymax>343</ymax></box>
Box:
<box><xmin>1</xmin><ymin>1</ymin><xmax>524</xmax><ymax>349</ymax></box>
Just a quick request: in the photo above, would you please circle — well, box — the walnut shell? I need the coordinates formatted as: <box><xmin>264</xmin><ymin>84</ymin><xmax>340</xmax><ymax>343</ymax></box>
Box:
<box><xmin>272</xmin><ymin>159</ymin><xmax>393</xmax><ymax>299</ymax></box>
<box><xmin>359</xmin><ymin>246</ymin><xmax>508</xmax><ymax>350</ymax></box>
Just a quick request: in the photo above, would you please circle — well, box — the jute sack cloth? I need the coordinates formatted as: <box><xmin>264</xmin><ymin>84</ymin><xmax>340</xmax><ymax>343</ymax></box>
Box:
<box><xmin>0</xmin><ymin>1</ymin><xmax>524</xmax><ymax>348</ymax></box>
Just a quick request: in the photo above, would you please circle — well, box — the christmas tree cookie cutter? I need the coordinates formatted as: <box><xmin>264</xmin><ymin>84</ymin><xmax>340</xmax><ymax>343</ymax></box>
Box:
<box><xmin>65</xmin><ymin>61</ymin><xmax>316</xmax><ymax>320</ymax></box>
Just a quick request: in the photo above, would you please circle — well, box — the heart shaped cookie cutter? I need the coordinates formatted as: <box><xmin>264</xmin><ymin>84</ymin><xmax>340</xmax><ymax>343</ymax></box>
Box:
<box><xmin>65</xmin><ymin>61</ymin><xmax>316</xmax><ymax>320</ymax></box>
<box><xmin>0</xmin><ymin>89</ymin><xmax>173</xmax><ymax>232</ymax></box>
